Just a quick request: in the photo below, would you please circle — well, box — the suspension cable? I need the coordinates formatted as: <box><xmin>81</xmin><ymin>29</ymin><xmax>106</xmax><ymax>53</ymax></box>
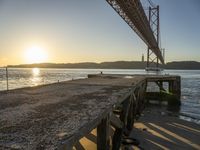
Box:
<box><xmin>147</xmin><ymin>0</ymin><xmax>156</xmax><ymax>8</ymax></box>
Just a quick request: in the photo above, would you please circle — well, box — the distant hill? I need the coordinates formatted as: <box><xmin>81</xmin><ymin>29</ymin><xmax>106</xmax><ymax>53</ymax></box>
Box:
<box><xmin>165</xmin><ymin>61</ymin><xmax>200</xmax><ymax>70</ymax></box>
<box><xmin>7</xmin><ymin>61</ymin><xmax>200</xmax><ymax>70</ymax></box>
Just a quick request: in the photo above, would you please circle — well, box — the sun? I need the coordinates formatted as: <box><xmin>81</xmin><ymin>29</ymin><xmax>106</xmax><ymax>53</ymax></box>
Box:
<box><xmin>24</xmin><ymin>46</ymin><xmax>48</xmax><ymax>64</ymax></box>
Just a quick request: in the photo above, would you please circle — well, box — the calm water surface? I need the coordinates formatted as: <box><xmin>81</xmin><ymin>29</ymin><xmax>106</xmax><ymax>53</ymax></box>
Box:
<box><xmin>0</xmin><ymin>68</ymin><xmax>200</xmax><ymax>123</ymax></box>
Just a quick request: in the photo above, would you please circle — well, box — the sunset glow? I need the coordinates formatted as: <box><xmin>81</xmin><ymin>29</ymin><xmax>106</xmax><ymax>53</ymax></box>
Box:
<box><xmin>24</xmin><ymin>46</ymin><xmax>48</xmax><ymax>64</ymax></box>
<box><xmin>0</xmin><ymin>0</ymin><xmax>200</xmax><ymax>67</ymax></box>
<box><xmin>32</xmin><ymin>68</ymin><xmax>40</xmax><ymax>76</ymax></box>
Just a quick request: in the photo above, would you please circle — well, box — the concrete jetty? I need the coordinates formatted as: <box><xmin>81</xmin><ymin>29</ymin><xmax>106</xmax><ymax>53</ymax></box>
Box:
<box><xmin>0</xmin><ymin>74</ymin><xmax>191</xmax><ymax>150</ymax></box>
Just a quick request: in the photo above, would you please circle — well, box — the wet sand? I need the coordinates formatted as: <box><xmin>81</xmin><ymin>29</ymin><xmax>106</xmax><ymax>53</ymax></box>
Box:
<box><xmin>130</xmin><ymin>106</ymin><xmax>200</xmax><ymax>150</ymax></box>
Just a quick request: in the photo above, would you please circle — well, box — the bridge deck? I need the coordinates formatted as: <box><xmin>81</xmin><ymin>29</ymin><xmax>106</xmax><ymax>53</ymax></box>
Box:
<box><xmin>0</xmin><ymin>75</ymin><xmax>145</xmax><ymax>149</ymax></box>
<box><xmin>106</xmin><ymin>0</ymin><xmax>164</xmax><ymax>63</ymax></box>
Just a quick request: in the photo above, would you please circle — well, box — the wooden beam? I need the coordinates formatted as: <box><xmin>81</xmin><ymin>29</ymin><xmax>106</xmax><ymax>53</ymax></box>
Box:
<box><xmin>112</xmin><ymin>97</ymin><xmax>130</xmax><ymax>150</ymax></box>
<box><xmin>97</xmin><ymin>115</ymin><xmax>110</xmax><ymax>150</ymax></box>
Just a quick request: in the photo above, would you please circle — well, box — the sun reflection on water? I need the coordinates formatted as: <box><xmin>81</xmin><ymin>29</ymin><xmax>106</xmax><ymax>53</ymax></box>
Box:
<box><xmin>32</xmin><ymin>68</ymin><xmax>40</xmax><ymax>76</ymax></box>
<box><xmin>31</xmin><ymin>68</ymin><xmax>41</xmax><ymax>86</ymax></box>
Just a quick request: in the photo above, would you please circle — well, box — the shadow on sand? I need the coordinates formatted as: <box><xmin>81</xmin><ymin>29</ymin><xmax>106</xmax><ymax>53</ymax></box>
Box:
<box><xmin>73</xmin><ymin>106</ymin><xmax>200</xmax><ymax>150</ymax></box>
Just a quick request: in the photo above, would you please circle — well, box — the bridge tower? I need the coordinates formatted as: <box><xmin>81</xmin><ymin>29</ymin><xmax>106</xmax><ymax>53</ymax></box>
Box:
<box><xmin>146</xmin><ymin>5</ymin><xmax>162</xmax><ymax>71</ymax></box>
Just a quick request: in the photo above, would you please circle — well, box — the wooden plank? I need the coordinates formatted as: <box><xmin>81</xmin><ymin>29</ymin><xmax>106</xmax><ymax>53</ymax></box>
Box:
<box><xmin>126</xmin><ymin>93</ymin><xmax>136</xmax><ymax>132</ymax></box>
<box><xmin>110</xmin><ymin>113</ymin><xmax>123</xmax><ymax>129</ymax></box>
<box><xmin>112</xmin><ymin>128</ymin><xmax>123</xmax><ymax>150</ymax></box>
<box><xmin>97</xmin><ymin>115</ymin><xmax>110</xmax><ymax>150</ymax></box>
<box><xmin>112</xmin><ymin>97</ymin><xmax>131</xmax><ymax>150</ymax></box>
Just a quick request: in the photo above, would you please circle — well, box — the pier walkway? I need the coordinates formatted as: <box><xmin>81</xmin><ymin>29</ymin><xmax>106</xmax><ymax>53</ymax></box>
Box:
<box><xmin>0</xmin><ymin>74</ymin><xmax>184</xmax><ymax>149</ymax></box>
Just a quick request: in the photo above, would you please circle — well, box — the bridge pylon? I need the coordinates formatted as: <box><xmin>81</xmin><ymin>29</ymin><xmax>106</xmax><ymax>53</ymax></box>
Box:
<box><xmin>146</xmin><ymin>5</ymin><xmax>163</xmax><ymax>72</ymax></box>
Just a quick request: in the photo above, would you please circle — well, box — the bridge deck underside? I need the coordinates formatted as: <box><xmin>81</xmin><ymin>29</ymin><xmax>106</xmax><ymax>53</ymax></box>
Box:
<box><xmin>106</xmin><ymin>0</ymin><xmax>164</xmax><ymax>64</ymax></box>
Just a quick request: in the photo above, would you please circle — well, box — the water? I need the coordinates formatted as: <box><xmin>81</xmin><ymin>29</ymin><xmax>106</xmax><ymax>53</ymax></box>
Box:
<box><xmin>0</xmin><ymin>68</ymin><xmax>200</xmax><ymax>123</ymax></box>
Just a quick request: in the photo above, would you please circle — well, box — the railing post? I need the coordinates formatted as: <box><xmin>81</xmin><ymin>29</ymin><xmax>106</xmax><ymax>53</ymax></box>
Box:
<box><xmin>6</xmin><ymin>67</ymin><xmax>9</xmax><ymax>91</ymax></box>
<box><xmin>97</xmin><ymin>115</ymin><xmax>110</xmax><ymax>150</ymax></box>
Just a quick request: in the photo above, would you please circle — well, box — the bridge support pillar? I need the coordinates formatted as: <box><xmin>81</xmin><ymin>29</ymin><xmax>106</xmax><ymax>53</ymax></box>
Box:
<box><xmin>146</xmin><ymin>5</ymin><xmax>163</xmax><ymax>71</ymax></box>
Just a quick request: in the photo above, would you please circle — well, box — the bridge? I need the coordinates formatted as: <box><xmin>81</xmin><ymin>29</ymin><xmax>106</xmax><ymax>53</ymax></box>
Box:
<box><xmin>106</xmin><ymin>0</ymin><xmax>165</xmax><ymax>67</ymax></box>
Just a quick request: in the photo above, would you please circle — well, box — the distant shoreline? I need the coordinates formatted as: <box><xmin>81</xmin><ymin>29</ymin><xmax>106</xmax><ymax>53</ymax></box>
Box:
<box><xmin>2</xmin><ymin>67</ymin><xmax>200</xmax><ymax>70</ymax></box>
<box><xmin>4</xmin><ymin>61</ymin><xmax>200</xmax><ymax>70</ymax></box>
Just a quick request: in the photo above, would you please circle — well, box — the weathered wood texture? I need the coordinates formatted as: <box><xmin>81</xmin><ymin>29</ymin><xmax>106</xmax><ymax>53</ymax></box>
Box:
<box><xmin>111</xmin><ymin>77</ymin><xmax>147</xmax><ymax>149</ymax></box>
<box><xmin>97</xmin><ymin>115</ymin><xmax>110</xmax><ymax>150</ymax></box>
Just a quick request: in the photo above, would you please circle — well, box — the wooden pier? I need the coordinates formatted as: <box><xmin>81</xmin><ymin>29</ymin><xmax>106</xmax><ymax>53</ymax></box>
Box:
<box><xmin>0</xmin><ymin>74</ymin><xmax>182</xmax><ymax>149</ymax></box>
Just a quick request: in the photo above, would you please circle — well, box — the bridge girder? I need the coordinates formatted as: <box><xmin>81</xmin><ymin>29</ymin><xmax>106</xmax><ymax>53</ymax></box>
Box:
<box><xmin>106</xmin><ymin>0</ymin><xmax>164</xmax><ymax>64</ymax></box>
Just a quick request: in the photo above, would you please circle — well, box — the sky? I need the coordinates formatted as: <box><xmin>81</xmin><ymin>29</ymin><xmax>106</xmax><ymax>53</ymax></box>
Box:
<box><xmin>0</xmin><ymin>0</ymin><xmax>200</xmax><ymax>66</ymax></box>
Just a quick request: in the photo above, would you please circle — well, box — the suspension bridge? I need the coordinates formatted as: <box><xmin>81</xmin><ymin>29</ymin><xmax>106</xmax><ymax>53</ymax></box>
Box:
<box><xmin>107</xmin><ymin>0</ymin><xmax>164</xmax><ymax>70</ymax></box>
